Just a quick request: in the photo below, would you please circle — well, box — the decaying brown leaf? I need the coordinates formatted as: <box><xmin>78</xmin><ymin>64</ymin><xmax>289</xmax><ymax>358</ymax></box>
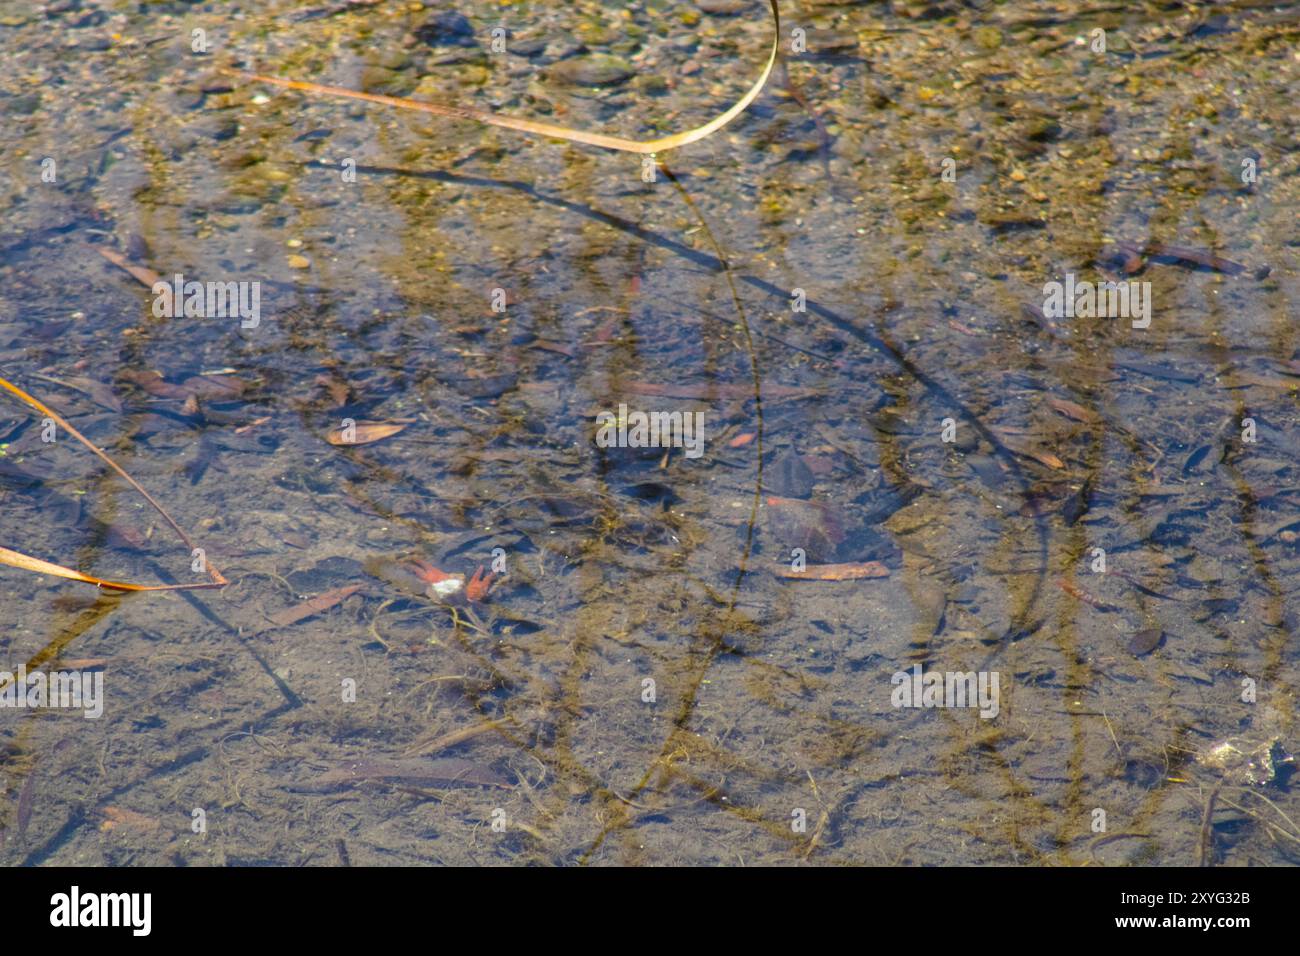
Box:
<box><xmin>96</xmin><ymin>246</ymin><xmax>161</xmax><ymax>289</ymax></box>
<box><xmin>121</xmin><ymin>369</ymin><xmax>251</xmax><ymax>402</ymax></box>
<box><xmin>1028</xmin><ymin>449</ymin><xmax>1066</xmax><ymax>470</ymax></box>
<box><xmin>58</xmin><ymin>658</ymin><xmax>108</xmax><ymax>670</ymax></box>
<box><xmin>992</xmin><ymin>428</ymin><xmax>1067</xmax><ymax>470</ymax></box>
<box><xmin>120</xmin><ymin>369</ymin><xmax>193</xmax><ymax>399</ymax></box>
<box><xmin>31</xmin><ymin>373</ymin><xmax>123</xmax><ymax>413</ymax></box>
<box><xmin>326</xmin><ymin>421</ymin><xmax>409</xmax><ymax>446</ymax></box>
<box><xmin>268</xmin><ymin>583</ymin><xmax>365</xmax><ymax>627</ymax></box>
<box><xmin>99</xmin><ymin>806</ymin><xmax>161</xmax><ymax>832</ymax></box>
<box><xmin>773</xmin><ymin>561</ymin><xmax>890</xmax><ymax>581</ymax></box>
<box><xmin>1048</xmin><ymin>397</ymin><xmax>1099</xmax><ymax>424</ymax></box>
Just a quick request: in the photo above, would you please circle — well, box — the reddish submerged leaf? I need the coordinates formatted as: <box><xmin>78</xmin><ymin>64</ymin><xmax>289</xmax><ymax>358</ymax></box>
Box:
<box><xmin>268</xmin><ymin>583</ymin><xmax>365</xmax><ymax>627</ymax></box>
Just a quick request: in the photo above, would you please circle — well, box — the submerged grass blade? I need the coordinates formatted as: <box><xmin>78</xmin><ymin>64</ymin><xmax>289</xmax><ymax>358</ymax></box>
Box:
<box><xmin>0</xmin><ymin>375</ymin><xmax>226</xmax><ymax>591</ymax></box>
<box><xmin>223</xmin><ymin>1</ymin><xmax>780</xmax><ymax>154</ymax></box>
<box><xmin>0</xmin><ymin>545</ymin><xmax>194</xmax><ymax>592</ymax></box>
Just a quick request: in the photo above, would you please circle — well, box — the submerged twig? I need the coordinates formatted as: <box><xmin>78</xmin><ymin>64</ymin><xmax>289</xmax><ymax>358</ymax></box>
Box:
<box><xmin>1198</xmin><ymin>781</ymin><xmax>1223</xmax><ymax>866</ymax></box>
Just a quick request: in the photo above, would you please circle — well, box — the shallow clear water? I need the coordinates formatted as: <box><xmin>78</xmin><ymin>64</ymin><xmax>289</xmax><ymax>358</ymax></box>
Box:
<box><xmin>0</xmin><ymin>0</ymin><xmax>1297</xmax><ymax>865</ymax></box>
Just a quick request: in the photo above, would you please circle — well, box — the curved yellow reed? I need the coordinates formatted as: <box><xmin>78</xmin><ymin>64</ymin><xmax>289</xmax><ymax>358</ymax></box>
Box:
<box><xmin>223</xmin><ymin>0</ymin><xmax>781</xmax><ymax>154</ymax></box>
